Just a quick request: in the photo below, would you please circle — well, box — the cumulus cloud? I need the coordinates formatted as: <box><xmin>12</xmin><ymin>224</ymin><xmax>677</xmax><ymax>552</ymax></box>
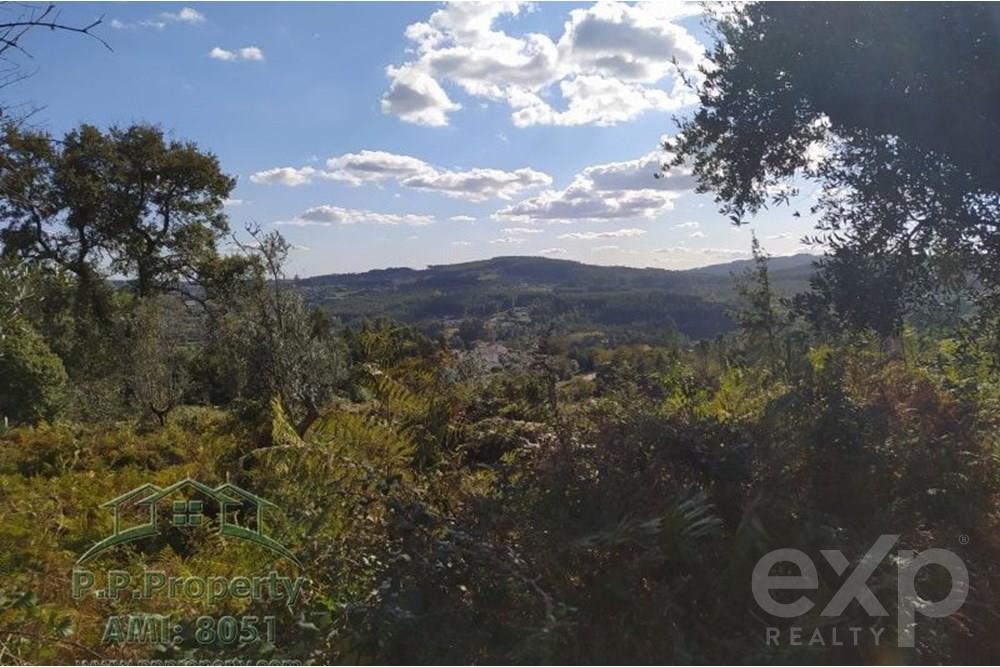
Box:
<box><xmin>496</xmin><ymin>185</ymin><xmax>679</xmax><ymax>223</ymax></box>
<box><xmin>675</xmin><ymin>221</ymin><xmax>699</xmax><ymax>229</ymax></box>
<box><xmin>561</xmin><ymin>1</ymin><xmax>702</xmax><ymax>79</ymax></box>
<box><xmin>257</xmin><ymin>149</ymin><xmax>551</xmax><ymax>202</ymax></box>
<box><xmin>277</xmin><ymin>205</ymin><xmax>434</xmax><ymax>227</ymax></box>
<box><xmin>688</xmin><ymin>230</ymin><xmax>705</xmax><ymax>238</ymax></box>
<box><xmin>537</xmin><ymin>247</ymin><xmax>568</xmax><ymax>255</ymax></box>
<box><xmin>163</xmin><ymin>7</ymin><xmax>206</xmax><ymax>24</ymax></box>
<box><xmin>501</xmin><ymin>227</ymin><xmax>544</xmax><ymax>234</ymax></box>
<box><xmin>249</xmin><ymin>166</ymin><xmax>316</xmax><ymax>186</ymax></box>
<box><xmin>592</xmin><ymin>244</ymin><xmax>619</xmax><ymax>252</ymax></box>
<box><xmin>449</xmin><ymin>215</ymin><xmax>477</xmax><ymax>223</ymax></box>
<box><xmin>451</xmin><ymin>240</ymin><xmax>473</xmax><ymax>246</ymax></box>
<box><xmin>558</xmin><ymin>227</ymin><xmax>646</xmax><ymax>240</ymax></box>
<box><xmin>382</xmin><ymin>65</ymin><xmax>461</xmax><ymax>127</ymax></box>
<box><xmin>399</xmin><ymin>166</ymin><xmax>551</xmax><ymax>201</ymax></box>
<box><xmin>489</xmin><ymin>236</ymin><xmax>527</xmax><ymax>244</ymax></box>
<box><xmin>381</xmin><ymin>1</ymin><xmax>704</xmax><ymax>127</ymax></box>
<box><xmin>324</xmin><ymin>150</ymin><xmax>429</xmax><ymax>185</ymax></box>
<box><xmin>494</xmin><ymin>141</ymin><xmax>694</xmax><ymax>223</ymax></box>
<box><xmin>210</xmin><ymin>46</ymin><xmax>265</xmax><ymax>62</ymax></box>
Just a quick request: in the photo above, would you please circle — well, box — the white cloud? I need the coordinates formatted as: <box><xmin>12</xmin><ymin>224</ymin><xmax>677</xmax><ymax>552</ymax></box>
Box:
<box><xmin>249</xmin><ymin>166</ymin><xmax>316</xmax><ymax>187</ymax></box>
<box><xmin>675</xmin><ymin>221</ymin><xmax>699</xmax><ymax>229</ymax></box>
<box><xmin>451</xmin><ymin>240</ymin><xmax>472</xmax><ymax>246</ymax></box>
<box><xmin>163</xmin><ymin>7</ymin><xmax>206</xmax><ymax>24</ymax></box>
<box><xmin>580</xmin><ymin>147</ymin><xmax>696</xmax><ymax>191</ymax></box>
<box><xmin>701</xmin><ymin>247</ymin><xmax>748</xmax><ymax>258</ymax></box>
<box><xmin>449</xmin><ymin>215</ymin><xmax>477</xmax><ymax>223</ymax></box>
<box><xmin>113</xmin><ymin>7</ymin><xmax>203</xmax><ymax>29</ymax></box>
<box><xmin>210</xmin><ymin>46</ymin><xmax>265</xmax><ymax>62</ymax></box>
<box><xmin>537</xmin><ymin>247</ymin><xmax>568</xmax><ymax>255</ymax></box>
<box><xmin>239</xmin><ymin>47</ymin><xmax>265</xmax><ymax>61</ymax></box>
<box><xmin>655</xmin><ymin>246</ymin><xmax>749</xmax><ymax>258</ymax></box>
<box><xmin>501</xmin><ymin>227</ymin><xmax>543</xmax><ymax>234</ymax></box>
<box><xmin>688</xmin><ymin>230</ymin><xmax>705</xmax><ymax>238</ymax></box>
<box><xmin>399</xmin><ymin>165</ymin><xmax>551</xmax><ymax>201</ymax></box>
<box><xmin>209</xmin><ymin>47</ymin><xmax>236</xmax><ymax>61</ymax></box>
<box><xmin>510</xmin><ymin>74</ymin><xmax>693</xmax><ymax>128</ymax></box>
<box><xmin>382</xmin><ymin>1</ymin><xmax>704</xmax><ymax>127</ymax></box>
<box><xmin>381</xmin><ymin>64</ymin><xmax>461</xmax><ymax>127</ymax></box>
<box><xmin>278</xmin><ymin>205</ymin><xmax>434</xmax><ymax>227</ymax></box>
<box><xmin>324</xmin><ymin>150</ymin><xmax>429</xmax><ymax>185</ymax></box>
<box><xmin>260</xmin><ymin>149</ymin><xmax>551</xmax><ymax>202</ymax></box>
<box><xmin>494</xmin><ymin>140</ymin><xmax>693</xmax><ymax>223</ymax></box>
<box><xmin>592</xmin><ymin>244</ymin><xmax>619</xmax><ymax>252</ymax></box>
<box><xmin>490</xmin><ymin>236</ymin><xmax>527</xmax><ymax>244</ymax></box>
<box><xmin>560</xmin><ymin>2</ymin><xmax>702</xmax><ymax>80</ymax></box>
<box><xmin>496</xmin><ymin>185</ymin><xmax>679</xmax><ymax>223</ymax></box>
<box><xmin>558</xmin><ymin>227</ymin><xmax>646</xmax><ymax>240</ymax></box>
<box><xmin>223</xmin><ymin>198</ymin><xmax>248</xmax><ymax>207</ymax></box>
<box><xmin>112</xmin><ymin>18</ymin><xmax>166</xmax><ymax>30</ymax></box>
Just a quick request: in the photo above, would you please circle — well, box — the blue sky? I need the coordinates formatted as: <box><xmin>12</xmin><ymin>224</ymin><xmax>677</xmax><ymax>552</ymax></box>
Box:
<box><xmin>14</xmin><ymin>1</ymin><xmax>817</xmax><ymax>276</ymax></box>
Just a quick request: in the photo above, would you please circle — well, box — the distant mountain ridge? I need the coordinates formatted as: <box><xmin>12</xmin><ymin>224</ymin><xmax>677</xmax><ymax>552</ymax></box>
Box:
<box><xmin>301</xmin><ymin>253</ymin><xmax>818</xmax><ymax>292</ymax></box>
<box><xmin>298</xmin><ymin>254</ymin><xmax>819</xmax><ymax>342</ymax></box>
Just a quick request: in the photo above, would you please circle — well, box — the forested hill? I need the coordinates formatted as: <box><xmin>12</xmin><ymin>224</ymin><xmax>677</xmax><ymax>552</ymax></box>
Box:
<box><xmin>297</xmin><ymin>254</ymin><xmax>818</xmax><ymax>341</ymax></box>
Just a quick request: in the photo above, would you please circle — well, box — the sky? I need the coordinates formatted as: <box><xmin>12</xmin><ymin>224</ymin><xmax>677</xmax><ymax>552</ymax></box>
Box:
<box><xmin>12</xmin><ymin>1</ymin><xmax>819</xmax><ymax>277</ymax></box>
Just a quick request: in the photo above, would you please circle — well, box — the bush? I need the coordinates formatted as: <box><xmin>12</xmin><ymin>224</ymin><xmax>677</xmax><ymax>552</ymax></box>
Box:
<box><xmin>0</xmin><ymin>321</ymin><xmax>67</xmax><ymax>425</ymax></box>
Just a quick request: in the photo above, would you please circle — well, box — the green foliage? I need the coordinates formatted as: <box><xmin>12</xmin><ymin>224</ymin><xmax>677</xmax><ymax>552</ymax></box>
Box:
<box><xmin>2</xmin><ymin>18</ymin><xmax>1000</xmax><ymax>658</ymax></box>
<box><xmin>0</xmin><ymin>122</ymin><xmax>234</xmax><ymax>300</ymax></box>
<box><xmin>3</xmin><ymin>295</ymin><xmax>1000</xmax><ymax>662</ymax></box>
<box><xmin>199</xmin><ymin>229</ymin><xmax>349</xmax><ymax>431</ymax></box>
<box><xmin>672</xmin><ymin>3</ymin><xmax>1000</xmax><ymax>327</ymax></box>
<box><xmin>0</xmin><ymin>319</ymin><xmax>67</xmax><ymax>425</ymax></box>
<box><xmin>297</xmin><ymin>255</ymin><xmax>818</xmax><ymax>345</ymax></box>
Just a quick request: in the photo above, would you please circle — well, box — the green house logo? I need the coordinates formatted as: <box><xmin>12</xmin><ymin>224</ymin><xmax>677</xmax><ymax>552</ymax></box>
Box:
<box><xmin>78</xmin><ymin>478</ymin><xmax>300</xmax><ymax>567</ymax></box>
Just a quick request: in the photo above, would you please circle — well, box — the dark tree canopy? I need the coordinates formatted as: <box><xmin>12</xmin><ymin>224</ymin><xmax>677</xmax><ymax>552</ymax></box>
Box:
<box><xmin>0</xmin><ymin>123</ymin><xmax>235</xmax><ymax>301</ymax></box>
<box><xmin>673</xmin><ymin>2</ymin><xmax>1000</xmax><ymax>218</ymax></box>
<box><xmin>671</xmin><ymin>2</ymin><xmax>1000</xmax><ymax>331</ymax></box>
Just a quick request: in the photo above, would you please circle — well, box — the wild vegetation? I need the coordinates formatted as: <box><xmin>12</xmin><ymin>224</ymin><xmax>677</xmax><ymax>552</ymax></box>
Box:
<box><xmin>1</xmin><ymin>2</ymin><xmax>999</xmax><ymax>664</ymax></box>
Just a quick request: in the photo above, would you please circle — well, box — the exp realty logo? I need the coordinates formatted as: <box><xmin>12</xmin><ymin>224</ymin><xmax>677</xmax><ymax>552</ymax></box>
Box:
<box><xmin>752</xmin><ymin>534</ymin><xmax>968</xmax><ymax>648</ymax></box>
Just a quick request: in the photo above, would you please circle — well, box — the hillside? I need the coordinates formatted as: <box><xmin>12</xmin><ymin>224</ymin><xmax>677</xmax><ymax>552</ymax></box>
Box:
<box><xmin>298</xmin><ymin>254</ymin><xmax>818</xmax><ymax>342</ymax></box>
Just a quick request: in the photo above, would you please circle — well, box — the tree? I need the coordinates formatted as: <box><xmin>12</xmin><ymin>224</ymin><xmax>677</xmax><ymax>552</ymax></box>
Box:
<box><xmin>0</xmin><ymin>319</ymin><xmax>66</xmax><ymax>425</ymax></box>
<box><xmin>670</xmin><ymin>3</ymin><xmax>1000</xmax><ymax>324</ymax></box>
<box><xmin>730</xmin><ymin>235</ymin><xmax>781</xmax><ymax>368</ymax></box>
<box><xmin>217</xmin><ymin>226</ymin><xmax>346</xmax><ymax>433</ymax></box>
<box><xmin>0</xmin><ymin>123</ymin><xmax>235</xmax><ymax>312</ymax></box>
<box><xmin>126</xmin><ymin>297</ymin><xmax>188</xmax><ymax>426</ymax></box>
<box><xmin>0</xmin><ymin>2</ymin><xmax>110</xmax><ymax>111</ymax></box>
